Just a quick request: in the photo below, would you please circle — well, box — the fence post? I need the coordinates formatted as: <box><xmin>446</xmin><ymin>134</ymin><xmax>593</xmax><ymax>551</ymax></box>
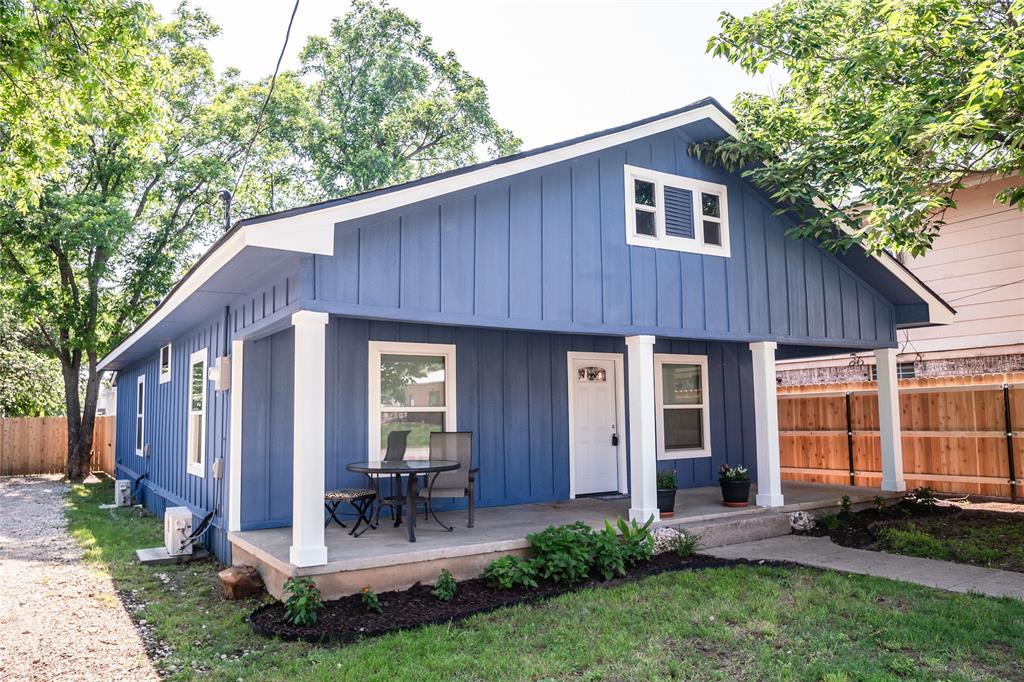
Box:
<box><xmin>845</xmin><ymin>391</ymin><xmax>855</xmax><ymax>486</ymax></box>
<box><xmin>1003</xmin><ymin>383</ymin><xmax>1018</xmax><ymax>504</ymax></box>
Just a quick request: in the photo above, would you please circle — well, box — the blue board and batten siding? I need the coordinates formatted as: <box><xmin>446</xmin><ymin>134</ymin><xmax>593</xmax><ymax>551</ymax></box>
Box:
<box><xmin>312</xmin><ymin>128</ymin><xmax>895</xmax><ymax>348</ymax></box>
<box><xmin>237</xmin><ymin>318</ymin><xmax>757</xmax><ymax>531</ymax></box>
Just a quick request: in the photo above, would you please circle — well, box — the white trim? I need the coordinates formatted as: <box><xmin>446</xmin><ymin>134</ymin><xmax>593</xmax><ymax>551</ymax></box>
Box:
<box><xmin>566</xmin><ymin>352</ymin><xmax>628</xmax><ymax>498</ymax></box>
<box><xmin>653</xmin><ymin>353</ymin><xmax>713</xmax><ymax>460</ymax></box>
<box><xmin>186</xmin><ymin>348</ymin><xmax>208</xmax><ymax>478</ymax></box>
<box><xmin>228</xmin><ymin>338</ymin><xmax>244</xmax><ymax>532</ymax></box>
<box><xmin>749</xmin><ymin>341</ymin><xmax>784</xmax><ymax>507</ymax></box>
<box><xmin>159</xmin><ymin>343</ymin><xmax>172</xmax><ymax>384</ymax></box>
<box><xmin>625</xmin><ymin>335</ymin><xmax>660</xmax><ymax>523</ymax></box>
<box><xmin>367</xmin><ymin>340</ymin><xmax>457</xmax><ymax>463</ymax></box>
<box><xmin>134</xmin><ymin>374</ymin><xmax>145</xmax><ymax>456</ymax></box>
<box><xmin>624</xmin><ymin>164</ymin><xmax>731</xmax><ymax>257</ymax></box>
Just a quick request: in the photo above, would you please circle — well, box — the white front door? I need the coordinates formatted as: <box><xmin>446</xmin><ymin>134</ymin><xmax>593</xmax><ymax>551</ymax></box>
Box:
<box><xmin>570</xmin><ymin>356</ymin><xmax>621</xmax><ymax>495</ymax></box>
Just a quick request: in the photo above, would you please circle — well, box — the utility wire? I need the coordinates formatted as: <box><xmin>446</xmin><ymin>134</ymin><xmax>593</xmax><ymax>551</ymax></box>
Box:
<box><xmin>946</xmin><ymin>277</ymin><xmax>1024</xmax><ymax>304</ymax></box>
<box><xmin>231</xmin><ymin>0</ymin><xmax>301</xmax><ymax>197</ymax></box>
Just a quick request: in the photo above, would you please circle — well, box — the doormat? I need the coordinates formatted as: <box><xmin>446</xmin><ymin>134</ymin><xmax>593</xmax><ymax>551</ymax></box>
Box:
<box><xmin>593</xmin><ymin>493</ymin><xmax>629</xmax><ymax>501</ymax></box>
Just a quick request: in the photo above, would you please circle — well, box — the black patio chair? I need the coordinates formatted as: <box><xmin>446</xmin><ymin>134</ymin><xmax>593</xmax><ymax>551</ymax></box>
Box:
<box><xmin>418</xmin><ymin>432</ymin><xmax>477</xmax><ymax>529</ymax></box>
<box><xmin>324</xmin><ymin>488</ymin><xmax>377</xmax><ymax>537</ymax></box>
<box><xmin>368</xmin><ymin>429</ymin><xmax>410</xmax><ymax>527</ymax></box>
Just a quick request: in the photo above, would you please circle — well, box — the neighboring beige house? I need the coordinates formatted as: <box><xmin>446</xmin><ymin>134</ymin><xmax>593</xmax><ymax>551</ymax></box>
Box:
<box><xmin>779</xmin><ymin>174</ymin><xmax>1024</xmax><ymax>385</ymax></box>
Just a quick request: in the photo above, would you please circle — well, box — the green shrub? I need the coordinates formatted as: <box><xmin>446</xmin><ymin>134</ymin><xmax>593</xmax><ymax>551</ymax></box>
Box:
<box><xmin>360</xmin><ymin>585</ymin><xmax>383</xmax><ymax>613</ymax></box>
<box><xmin>590</xmin><ymin>525</ymin><xmax>626</xmax><ymax>580</ymax></box>
<box><xmin>819</xmin><ymin>513</ymin><xmax>842</xmax><ymax>530</ymax></box>
<box><xmin>674</xmin><ymin>532</ymin><xmax>701</xmax><ymax>558</ymax></box>
<box><xmin>481</xmin><ymin>555</ymin><xmax>539</xmax><ymax>590</ymax></box>
<box><xmin>614</xmin><ymin>516</ymin><xmax>654</xmax><ymax>566</ymax></box>
<box><xmin>431</xmin><ymin>568</ymin><xmax>457</xmax><ymax>602</ymax></box>
<box><xmin>527</xmin><ymin>522</ymin><xmax>595</xmax><ymax>584</ymax></box>
<box><xmin>656</xmin><ymin>469</ymin><xmax>677</xmax><ymax>489</ymax></box>
<box><xmin>906</xmin><ymin>487</ymin><xmax>938</xmax><ymax>508</ymax></box>
<box><xmin>282</xmin><ymin>577</ymin><xmax>324</xmax><ymax>626</ymax></box>
<box><xmin>873</xmin><ymin>495</ymin><xmax>887</xmax><ymax>512</ymax></box>
<box><xmin>840</xmin><ymin>494</ymin><xmax>853</xmax><ymax>516</ymax></box>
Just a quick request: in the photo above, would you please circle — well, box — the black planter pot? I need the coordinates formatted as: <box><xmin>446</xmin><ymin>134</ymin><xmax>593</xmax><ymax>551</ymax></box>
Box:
<box><xmin>656</xmin><ymin>488</ymin><xmax>677</xmax><ymax>517</ymax></box>
<box><xmin>719</xmin><ymin>479</ymin><xmax>751</xmax><ymax>507</ymax></box>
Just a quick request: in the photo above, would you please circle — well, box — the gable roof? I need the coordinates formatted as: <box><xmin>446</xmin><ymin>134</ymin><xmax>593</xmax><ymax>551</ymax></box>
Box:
<box><xmin>99</xmin><ymin>97</ymin><xmax>952</xmax><ymax>371</ymax></box>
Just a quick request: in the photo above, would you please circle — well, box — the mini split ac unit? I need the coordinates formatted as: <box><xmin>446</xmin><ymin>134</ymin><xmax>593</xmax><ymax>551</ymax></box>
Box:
<box><xmin>164</xmin><ymin>507</ymin><xmax>194</xmax><ymax>556</ymax></box>
<box><xmin>114</xmin><ymin>479</ymin><xmax>132</xmax><ymax>507</ymax></box>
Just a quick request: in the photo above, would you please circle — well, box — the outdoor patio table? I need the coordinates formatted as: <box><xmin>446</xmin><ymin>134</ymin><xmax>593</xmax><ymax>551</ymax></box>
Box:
<box><xmin>345</xmin><ymin>459</ymin><xmax>460</xmax><ymax>542</ymax></box>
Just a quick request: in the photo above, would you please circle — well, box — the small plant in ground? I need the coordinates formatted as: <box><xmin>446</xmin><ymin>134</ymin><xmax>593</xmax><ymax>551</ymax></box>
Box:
<box><xmin>673</xmin><ymin>532</ymin><xmax>701</xmax><ymax>558</ymax></box>
<box><xmin>840</xmin><ymin>495</ymin><xmax>853</xmax><ymax>516</ymax></box>
<box><xmin>718</xmin><ymin>463</ymin><xmax>749</xmax><ymax>481</ymax></box>
<box><xmin>481</xmin><ymin>555</ymin><xmax>539</xmax><ymax>590</ymax></box>
<box><xmin>361</xmin><ymin>585</ymin><xmax>383</xmax><ymax>613</ymax></box>
<box><xmin>656</xmin><ymin>469</ymin><xmax>677</xmax><ymax>489</ymax></box>
<box><xmin>819</xmin><ymin>513</ymin><xmax>842</xmax><ymax>531</ymax></box>
<box><xmin>906</xmin><ymin>487</ymin><xmax>938</xmax><ymax>509</ymax></box>
<box><xmin>873</xmin><ymin>495</ymin><xmax>887</xmax><ymax>512</ymax></box>
<box><xmin>614</xmin><ymin>516</ymin><xmax>654</xmax><ymax>566</ymax></box>
<box><xmin>431</xmin><ymin>568</ymin><xmax>457</xmax><ymax>602</ymax></box>
<box><xmin>527</xmin><ymin>522</ymin><xmax>595</xmax><ymax>584</ymax></box>
<box><xmin>590</xmin><ymin>525</ymin><xmax>627</xmax><ymax>580</ymax></box>
<box><xmin>282</xmin><ymin>577</ymin><xmax>323</xmax><ymax>626</ymax></box>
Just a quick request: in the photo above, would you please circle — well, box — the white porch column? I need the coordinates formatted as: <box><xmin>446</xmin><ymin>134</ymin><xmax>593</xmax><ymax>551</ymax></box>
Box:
<box><xmin>289</xmin><ymin>310</ymin><xmax>329</xmax><ymax>567</ymax></box>
<box><xmin>228</xmin><ymin>338</ymin><xmax>244</xmax><ymax>532</ymax></box>
<box><xmin>749</xmin><ymin>342</ymin><xmax>784</xmax><ymax>507</ymax></box>
<box><xmin>874</xmin><ymin>348</ymin><xmax>907</xmax><ymax>492</ymax></box>
<box><xmin>625</xmin><ymin>335</ymin><xmax>659</xmax><ymax>523</ymax></box>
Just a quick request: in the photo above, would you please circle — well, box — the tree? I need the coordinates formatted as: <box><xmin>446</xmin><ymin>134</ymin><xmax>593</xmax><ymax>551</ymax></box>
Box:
<box><xmin>0</xmin><ymin>6</ymin><xmax>298</xmax><ymax>479</ymax></box>
<box><xmin>0</xmin><ymin>0</ymin><xmax>163</xmax><ymax>209</ymax></box>
<box><xmin>298</xmin><ymin>0</ymin><xmax>521</xmax><ymax>195</ymax></box>
<box><xmin>696</xmin><ymin>0</ymin><xmax>1023</xmax><ymax>255</ymax></box>
<box><xmin>0</xmin><ymin>307</ymin><xmax>65</xmax><ymax>417</ymax></box>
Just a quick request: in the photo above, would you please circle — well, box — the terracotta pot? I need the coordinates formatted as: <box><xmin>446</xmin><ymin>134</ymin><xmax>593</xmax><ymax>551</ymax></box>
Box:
<box><xmin>720</xmin><ymin>479</ymin><xmax>751</xmax><ymax>507</ymax></box>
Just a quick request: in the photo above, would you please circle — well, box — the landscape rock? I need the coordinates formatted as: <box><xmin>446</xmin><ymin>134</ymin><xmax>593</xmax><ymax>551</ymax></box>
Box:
<box><xmin>218</xmin><ymin>565</ymin><xmax>264</xmax><ymax>600</ymax></box>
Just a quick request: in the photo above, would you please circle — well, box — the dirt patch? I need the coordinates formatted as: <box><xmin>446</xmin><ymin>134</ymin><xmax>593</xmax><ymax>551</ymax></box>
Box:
<box><xmin>0</xmin><ymin>476</ymin><xmax>158</xmax><ymax>681</ymax></box>
<box><xmin>250</xmin><ymin>553</ymin><xmax>787</xmax><ymax>644</ymax></box>
<box><xmin>799</xmin><ymin>497</ymin><xmax>1024</xmax><ymax>573</ymax></box>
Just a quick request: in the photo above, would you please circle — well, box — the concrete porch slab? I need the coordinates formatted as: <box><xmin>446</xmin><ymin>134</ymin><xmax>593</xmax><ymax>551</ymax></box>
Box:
<box><xmin>230</xmin><ymin>481</ymin><xmax>901</xmax><ymax>600</ymax></box>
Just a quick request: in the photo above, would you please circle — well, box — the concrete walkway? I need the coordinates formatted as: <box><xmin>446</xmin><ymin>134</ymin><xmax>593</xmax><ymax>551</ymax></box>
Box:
<box><xmin>706</xmin><ymin>535</ymin><xmax>1024</xmax><ymax>601</ymax></box>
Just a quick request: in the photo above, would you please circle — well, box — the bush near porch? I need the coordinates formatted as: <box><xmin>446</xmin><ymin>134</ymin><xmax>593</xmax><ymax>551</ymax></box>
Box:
<box><xmin>67</xmin><ymin>479</ymin><xmax>1024</xmax><ymax>681</ymax></box>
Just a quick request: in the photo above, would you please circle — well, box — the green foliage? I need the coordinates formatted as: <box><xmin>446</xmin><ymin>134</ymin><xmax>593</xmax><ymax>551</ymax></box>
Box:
<box><xmin>589</xmin><ymin>526</ymin><xmax>627</xmax><ymax>581</ymax></box>
<box><xmin>906</xmin><ymin>487</ymin><xmax>938</xmax><ymax>508</ymax></box>
<box><xmin>873</xmin><ymin>496</ymin><xmax>887</xmax><ymax>512</ymax></box>
<box><xmin>0</xmin><ymin>307</ymin><xmax>65</xmax><ymax>416</ymax></box>
<box><xmin>431</xmin><ymin>568</ymin><xmax>457</xmax><ymax>602</ymax></box>
<box><xmin>527</xmin><ymin>522</ymin><xmax>595</xmax><ymax>585</ymax></box>
<box><xmin>718</xmin><ymin>463</ymin><xmax>750</xmax><ymax>481</ymax></box>
<box><xmin>297</xmin><ymin>0</ymin><xmax>520</xmax><ymax>195</ymax></box>
<box><xmin>656</xmin><ymin>469</ymin><xmax>678</xmax><ymax>489</ymax></box>
<box><xmin>614</xmin><ymin>516</ymin><xmax>655</xmax><ymax>567</ymax></box>
<box><xmin>674</xmin><ymin>532</ymin><xmax>702</xmax><ymax>559</ymax></box>
<box><xmin>282</xmin><ymin>578</ymin><xmax>323</xmax><ymax>626</ymax></box>
<box><xmin>819</xmin><ymin>513</ymin><xmax>843</xmax><ymax>531</ymax></box>
<box><xmin>481</xmin><ymin>555</ymin><xmax>539</xmax><ymax>590</ymax></box>
<box><xmin>698</xmin><ymin>0</ymin><xmax>1024</xmax><ymax>255</ymax></box>
<box><xmin>360</xmin><ymin>585</ymin><xmax>383</xmax><ymax>613</ymax></box>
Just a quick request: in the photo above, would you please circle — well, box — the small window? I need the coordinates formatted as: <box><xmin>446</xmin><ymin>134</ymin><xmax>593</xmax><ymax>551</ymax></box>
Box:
<box><xmin>654</xmin><ymin>354</ymin><xmax>711</xmax><ymax>459</ymax></box>
<box><xmin>135</xmin><ymin>375</ymin><xmax>145</xmax><ymax>456</ymax></box>
<box><xmin>369</xmin><ymin>342</ymin><xmax>457</xmax><ymax>461</ymax></box>
<box><xmin>186</xmin><ymin>349</ymin><xmax>207</xmax><ymax>477</ymax></box>
<box><xmin>159</xmin><ymin>344</ymin><xmax>172</xmax><ymax>383</ymax></box>
<box><xmin>624</xmin><ymin>164</ymin><xmax>730</xmax><ymax>256</ymax></box>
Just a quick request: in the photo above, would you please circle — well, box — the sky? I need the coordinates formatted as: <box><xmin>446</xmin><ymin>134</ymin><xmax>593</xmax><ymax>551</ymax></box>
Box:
<box><xmin>151</xmin><ymin>0</ymin><xmax>785</xmax><ymax>150</ymax></box>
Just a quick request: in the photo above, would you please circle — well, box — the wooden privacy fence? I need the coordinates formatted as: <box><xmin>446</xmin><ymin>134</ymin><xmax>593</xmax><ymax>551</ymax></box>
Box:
<box><xmin>778</xmin><ymin>373</ymin><xmax>1023</xmax><ymax>499</ymax></box>
<box><xmin>0</xmin><ymin>415</ymin><xmax>116</xmax><ymax>477</ymax></box>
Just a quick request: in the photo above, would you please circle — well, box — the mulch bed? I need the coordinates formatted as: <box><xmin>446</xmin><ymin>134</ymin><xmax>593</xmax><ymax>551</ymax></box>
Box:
<box><xmin>249</xmin><ymin>553</ymin><xmax>786</xmax><ymax>644</ymax></box>
<box><xmin>801</xmin><ymin>500</ymin><xmax>958</xmax><ymax>548</ymax></box>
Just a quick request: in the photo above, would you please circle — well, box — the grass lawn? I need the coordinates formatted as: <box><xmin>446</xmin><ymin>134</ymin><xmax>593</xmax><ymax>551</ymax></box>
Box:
<box><xmin>877</xmin><ymin>510</ymin><xmax>1024</xmax><ymax>573</ymax></box>
<box><xmin>67</xmin><ymin>479</ymin><xmax>1024</xmax><ymax>681</ymax></box>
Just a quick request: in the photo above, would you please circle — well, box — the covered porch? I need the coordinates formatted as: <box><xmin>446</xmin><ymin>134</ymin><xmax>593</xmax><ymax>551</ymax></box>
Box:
<box><xmin>229</xmin><ymin>480</ymin><xmax>902</xmax><ymax>599</ymax></box>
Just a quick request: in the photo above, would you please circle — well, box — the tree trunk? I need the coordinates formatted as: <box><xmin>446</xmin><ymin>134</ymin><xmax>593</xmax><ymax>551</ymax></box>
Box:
<box><xmin>64</xmin><ymin>358</ymin><xmax>102</xmax><ymax>481</ymax></box>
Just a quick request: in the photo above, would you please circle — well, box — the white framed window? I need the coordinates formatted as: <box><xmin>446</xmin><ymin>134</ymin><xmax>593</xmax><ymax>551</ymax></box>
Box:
<box><xmin>159</xmin><ymin>343</ymin><xmax>172</xmax><ymax>383</ymax></box>
<box><xmin>654</xmin><ymin>354</ymin><xmax>712</xmax><ymax>460</ymax></box>
<box><xmin>135</xmin><ymin>375</ymin><xmax>145</xmax><ymax>456</ymax></box>
<box><xmin>186</xmin><ymin>348</ymin><xmax>207</xmax><ymax>477</ymax></box>
<box><xmin>624</xmin><ymin>164</ymin><xmax>731</xmax><ymax>257</ymax></box>
<box><xmin>368</xmin><ymin>341</ymin><xmax>457</xmax><ymax>462</ymax></box>
<box><xmin>870</xmin><ymin>362</ymin><xmax>916</xmax><ymax>381</ymax></box>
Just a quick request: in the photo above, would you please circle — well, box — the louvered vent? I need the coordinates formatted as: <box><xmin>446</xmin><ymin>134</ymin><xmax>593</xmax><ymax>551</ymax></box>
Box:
<box><xmin>664</xmin><ymin>186</ymin><xmax>694</xmax><ymax>239</ymax></box>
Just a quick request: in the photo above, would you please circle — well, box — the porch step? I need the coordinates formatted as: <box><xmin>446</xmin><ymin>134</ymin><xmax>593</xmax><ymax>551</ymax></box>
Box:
<box><xmin>666</xmin><ymin>511</ymin><xmax>793</xmax><ymax>550</ymax></box>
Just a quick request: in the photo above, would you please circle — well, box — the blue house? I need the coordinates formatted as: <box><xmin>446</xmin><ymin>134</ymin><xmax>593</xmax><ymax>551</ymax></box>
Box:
<box><xmin>100</xmin><ymin>98</ymin><xmax>953</xmax><ymax>574</ymax></box>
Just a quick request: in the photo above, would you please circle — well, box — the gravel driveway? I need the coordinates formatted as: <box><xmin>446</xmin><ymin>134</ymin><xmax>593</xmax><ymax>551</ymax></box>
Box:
<box><xmin>0</xmin><ymin>476</ymin><xmax>157</xmax><ymax>681</ymax></box>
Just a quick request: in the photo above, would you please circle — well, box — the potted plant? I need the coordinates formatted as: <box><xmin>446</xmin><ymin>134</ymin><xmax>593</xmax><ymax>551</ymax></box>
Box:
<box><xmin>718</xmin><ymin>463</ymin><xmax>751</xmax><ymax>507</ymax></box>
<box><xmin>656</xmin><ymin>469</ymin><xmax>677</xmax><ymax>518</ymax></box>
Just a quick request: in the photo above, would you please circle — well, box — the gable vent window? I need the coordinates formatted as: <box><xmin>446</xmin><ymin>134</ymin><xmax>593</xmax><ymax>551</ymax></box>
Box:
<box><xmin>159</xmin><ymin>343</ymin><xmax>172</xmax><ymax>383</ymax></box>
<box><xmin>624</xmin><ymin>164</ymin><xmax>730</xmax><ymax>257</ymax></box>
